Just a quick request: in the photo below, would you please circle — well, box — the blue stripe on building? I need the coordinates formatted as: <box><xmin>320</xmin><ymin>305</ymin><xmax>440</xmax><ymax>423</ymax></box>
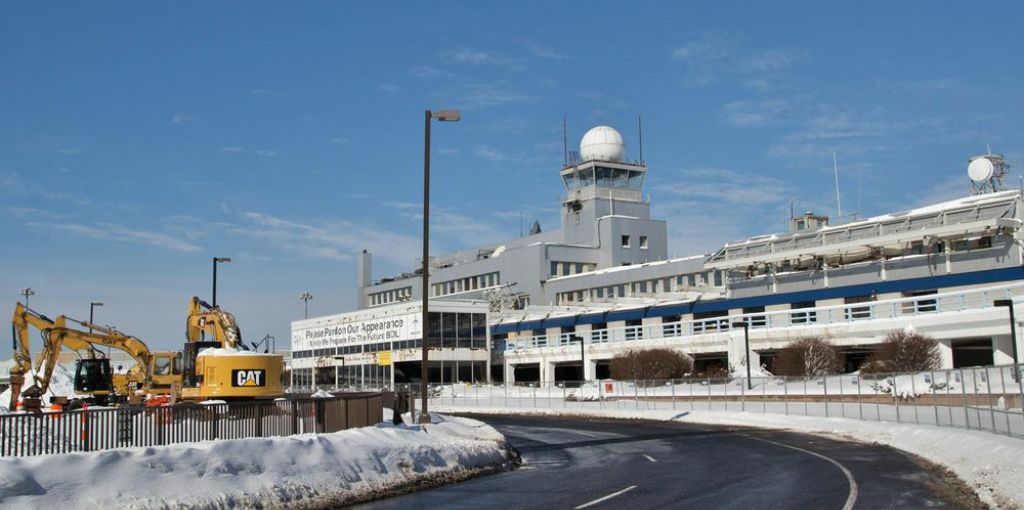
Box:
<box><xmin>492</xmin><ymin>266</ymin><xmax>1024</xmax><ymax>335</ymax></box>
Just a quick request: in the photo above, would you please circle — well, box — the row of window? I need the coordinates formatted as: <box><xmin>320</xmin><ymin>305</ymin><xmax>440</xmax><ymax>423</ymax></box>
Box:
<box><xmin>550</xmin><ymin>261</ymin><xmax>597</xmax><ymax>278</ymax></box>
<box><xmin>431</xmin><ymin>272</ymin><xmax>500</xmax><ymax>297</ymax></box>
<box><xmin>556</xmin><ymin>271</ymin><xmax>725</xmax><ymax>304</ymax></box>
<box><xmin>562</xmin><ymin>166</ymin><xmax>645</xmax><ymax>191</ymax></box>
<box><xmin>369</xmin><ymin>287</ymin><xmax>413</xmax><ymax>306</ymax></box>
<box><xmin>621</xmin><ymin>235</ymin><xmax>648</xmax><ymax>249</ymax></box>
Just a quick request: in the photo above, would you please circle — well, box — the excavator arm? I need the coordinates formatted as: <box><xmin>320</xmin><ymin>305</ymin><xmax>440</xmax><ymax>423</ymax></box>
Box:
<box><xmin>186</xmin><ymin>296</ymin><xmax>244</xmax><ymax>349</ymax></box>
<box><xmin>9</xmin><ymin>304</ymin><xmax>69</xmax><ymax>409</ymax></box>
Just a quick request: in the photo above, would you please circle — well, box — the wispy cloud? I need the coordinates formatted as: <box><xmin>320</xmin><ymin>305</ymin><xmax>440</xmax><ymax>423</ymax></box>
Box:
<box><xmin>44</xmin><ymin>222</ymin><xmax>202</xmax><ymax>252</ymax></box>
<box><xmin>437</xmin><ymin>148</ymin><xmax>459</xmax><ymax>156</ymax></box>
<box><xmin>0</xmin><ymin>171</ymin><xmax>22</xmax><ymax>190</ymax></box>
<box><xmin>410</xmin><ymin>65</ymin><xmax>453</xmax><ymax>79</ymax></box>
<box><xmin>722</xmin><ymin>100</ymin><xmax>789</xmax><ymax>126</ymax></box>
<box><xmin>6</xmin><ymin>207</ymin><xmax>63</xmax><ymax>220</ymax></box>
<box><xmin>474</xmin><ymin>145</ymin><xmax>506</xmax><ymax>161</ymax></box>
<box><xmin>57</xmin><ymin>147</ymin><xmax>81</xmax><ymax>155</ymax></box>
<box><xmin>378</xmin><ymin>83</ymin><xmax>399</xmax><ymax>93</ymax></box>
<box><xmin>255</xmin><ymin>149</ymin><xmax>279</xmax><ymax>158</ymax></box>
<box><xmin>441</xmin><ymin>47</ymin><xmax>524</xmax><ymax>70</ymax></box>
<box><xmin>459</xmin><ymin>82</ymin><xmax>534</xmax><ymax>107</ymax></box>
<box><xmin>329</xmin><ymin>137</ymin><xmax>351</xmax><ymax>145</ymax></box>
<box><xmin>656</xmin><ymin>168</ymin><xmax>791</xmax><ymax>205</ymax></box>
<box><xmin>232</xmin><ymin>211</ymin><xmax>421</xmax><ymax>266</ymax></box>
<box><xmin>522</xmin><ymin>40</ymin><xmax>568</xmax><ymax>60</ymax></box>
<box><xmin>671</xmin><ymin>32</ymin><xmax>802</xmax><ymax>88</ymax></box>
<box><xmin>221</xmin><ymin>146</ymin><xmax>245</xmax><ymax>153</ymax></box>
<box><xmin>171</xmin><ymin>113</ymin><xmax>198</xmax><ymax>124</ymax></box>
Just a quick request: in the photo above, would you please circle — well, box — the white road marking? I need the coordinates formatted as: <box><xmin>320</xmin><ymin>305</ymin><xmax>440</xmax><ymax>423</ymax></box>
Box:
<box><xmin>743</xmin><ymin>435</ymin><xmax>858</xmax><ymax>510</ymax></box>
<box><xmin>643</xmin><ymin>454</ymin><xmax>657</xmax><ymax>463</ymax></box>
<box><xmin>574</xmin><ymin>485</ymin><xmax>638</xmax><ymax>509</ymax></box>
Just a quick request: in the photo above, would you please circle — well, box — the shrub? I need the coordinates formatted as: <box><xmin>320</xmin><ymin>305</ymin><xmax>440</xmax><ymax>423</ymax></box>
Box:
<box><xmin>610</xmin><ymin>348</ymin><xmax>693</xmax><ymax>384</ymax></box>
<box><xmin>860</xmin><ymin>329</ymin><xmax>941</xmax><ymax>374</ymax></box>
<box><xmin>774</xmin><ymin>336</ymin><xmax>842</xmax><ymax>377</ymax></box>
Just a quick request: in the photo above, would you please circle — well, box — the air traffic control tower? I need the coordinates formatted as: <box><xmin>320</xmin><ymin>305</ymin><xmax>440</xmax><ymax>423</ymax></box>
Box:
<box><xmin>357</xmin><ymin>125</ymin><xmax>669</xmax><ymax>309</ymax></box>
<box><xmin>559</xmin><ymin>126</ymin><xmax>667</xmax><ymax>267</ymax></box>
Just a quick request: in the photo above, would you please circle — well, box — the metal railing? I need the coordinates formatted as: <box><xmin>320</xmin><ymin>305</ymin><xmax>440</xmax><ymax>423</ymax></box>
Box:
<box><xmin>416</xmin><ymin>363</ymin><xmax>1024</xmax><ymax>439</ymax></box>
<box><xmin>0</xmin><ymin>393</ymin><xmax>385</xmax><ymax>458</ymax></box>
<box><xmin>505</xmin><ymin>283</ymin><xmax>1021</xmax><ymax>352</ymax></box>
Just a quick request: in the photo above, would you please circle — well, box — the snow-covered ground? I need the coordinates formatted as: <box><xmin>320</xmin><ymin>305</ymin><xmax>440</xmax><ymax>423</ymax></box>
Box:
<box><xmin>436</xmin><ymin>404</ymin><xmax>1024</xmax><ymax>509</ymax></box>
<box><xmin>0</xmin><ymin>365</ymin><xmax>80</xmax><ymax>412</ymax></box>
<box><xmin>0</xmin><ymin>413</ymin><xmax>512</xmax><ymax>509</ymax></box>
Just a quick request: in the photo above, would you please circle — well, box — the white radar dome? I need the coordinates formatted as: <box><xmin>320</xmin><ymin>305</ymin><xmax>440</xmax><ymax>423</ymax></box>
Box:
<box><xmin>968</xmin><ymin>157</ymin><xmax>995</xmax><ymax>182</ymax></box>
<box><xmin>580</xmin><ymin>126</ymin><xmax>625</xmax><ymax>162</ymax></box>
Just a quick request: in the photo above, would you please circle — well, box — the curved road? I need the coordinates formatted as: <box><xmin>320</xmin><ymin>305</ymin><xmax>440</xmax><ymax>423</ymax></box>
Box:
<box><xmin>357</xmin><ymin>414</ymin><xmax>978</xmax><ymax>510</ymax></box>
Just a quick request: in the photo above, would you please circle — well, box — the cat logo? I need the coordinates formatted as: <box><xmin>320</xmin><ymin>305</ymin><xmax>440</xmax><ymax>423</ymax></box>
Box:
<box><xmin>232</xmin><ymin>369</ymin><xmax>266</xmax><ymax>387</ymax></box>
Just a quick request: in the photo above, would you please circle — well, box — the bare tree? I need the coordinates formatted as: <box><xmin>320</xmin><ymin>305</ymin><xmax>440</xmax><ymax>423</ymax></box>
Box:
<box><xmin>610</xmin><ymin>348</ymin><xmax>693</xmax><ymax>385</ymax></box>
<box><xmin>774</xmin><ymin>336</ymin><xmax>842</xmax><ymax>377</ymax></box>
<box><xmin>860</xmin><ymin>329</ymin><xmax>941</xmax><ymax>374</ymax></box>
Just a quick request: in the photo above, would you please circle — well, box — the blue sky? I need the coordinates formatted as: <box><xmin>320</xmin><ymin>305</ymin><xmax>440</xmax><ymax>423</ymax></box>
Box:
<box><xmin>1</xmin><ymin>2</ymin><xmax>1022</xmax><ymax>353</ymax></box>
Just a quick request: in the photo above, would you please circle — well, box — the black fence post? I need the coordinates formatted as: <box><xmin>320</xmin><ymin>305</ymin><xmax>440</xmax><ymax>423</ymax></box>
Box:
<box><xmin>255</xmin><ymin>403</ymin><xmax>264</xmax><ymax>438</ymax></box>
<box><xmin>212</xmin><ymin>405</ymin><xmax>220</xmax><ymax>440</ymax></box>
<box><xmin>291</xmin><ymin>399</ymin><xmax>298</xmax><ymax>435</ymax></box>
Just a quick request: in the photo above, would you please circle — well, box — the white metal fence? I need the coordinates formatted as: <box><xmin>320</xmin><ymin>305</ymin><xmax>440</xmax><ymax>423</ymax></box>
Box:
<box><xmin>401</xmin><ymin>363</ymin><xmax>1024</xmax><ymax>439</ymax></box>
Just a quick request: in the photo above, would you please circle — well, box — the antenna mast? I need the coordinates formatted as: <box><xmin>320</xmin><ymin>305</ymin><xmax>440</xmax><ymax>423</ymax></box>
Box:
<box><xmin>637</xmin><ymin>114</ymin><xmax>644</xmax><ymax>165</ymax></box>
<box><xmin>833</xmin><ymin>152</ymin><xmax>842</xmax><ymax>219</ymax></box>
<box><xmin>562</xmin><ymin>115</ymin><xmax>568</xmax><ymax>167</ymax></box>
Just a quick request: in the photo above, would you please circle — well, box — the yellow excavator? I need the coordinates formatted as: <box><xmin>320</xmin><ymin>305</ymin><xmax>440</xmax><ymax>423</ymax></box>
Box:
<box><xmin>9</xmin><ymin>303</ymin><xmax>54</xmax><ymax>411</ymax></box>
<box><xmin>179</xmin><ymin>297</ymin><xmax>283</xmax><ymax>400</ymax></box>
<box><xmin>9</xmin><ymin>302</ymin><xmax>181</xmax><ymax>409</ymax></box>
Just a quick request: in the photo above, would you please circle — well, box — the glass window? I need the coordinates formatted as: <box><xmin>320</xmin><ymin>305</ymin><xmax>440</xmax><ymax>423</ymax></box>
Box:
<box><xmin>640</xmin><ymin>236</ymin><xmax>648</xmax><ymax>249</ymax></box>
<box><xmin>579</xmin><ymin>168</ymin><xmax>594</xmax><ymax>187</ymax></box>
<box><xmin>611</xmin><ymin>168</ymin><xmax>629</xmax><ymax>187</ymax></box>
<box><xmin>622</xmin><ymin>235</ymin><xmax>630</xmax><ymax>248</ymax></box>
<box><xmin>596</xmin><ymin>167</ymin><xmax>614</xmax><ymax>187</ymax></box>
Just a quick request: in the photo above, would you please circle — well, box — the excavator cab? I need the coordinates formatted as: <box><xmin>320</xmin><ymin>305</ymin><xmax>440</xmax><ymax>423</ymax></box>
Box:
<box><xmin>74</xmin><ymin>358</ymin><xmax>114</xmax><ymax>394</ymax></box>
<box><xmin>182</xmin><ymin>341</ymin><xmax>219</xmax><ymax>388</ymax></box>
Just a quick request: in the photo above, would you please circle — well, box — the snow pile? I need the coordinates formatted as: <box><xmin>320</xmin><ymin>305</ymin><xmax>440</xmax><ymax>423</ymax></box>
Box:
<box><xmin>0</xmin><ymin>413</ymin><xmax>512</xmax><ymax>509</ymax></box>
<box><xmin>196</xmin><ymin>347</ymin><xmax>274</xmax><ymax>357</ymax></box>
<box><xmin>0</xmin><ymin>365</ymin><xmax>80</xmax><ymax>412</ymax></box>
<box><xmin>436</xmin><ymin>405</ymin><xmax>1024</xmax><ymax>509</ymax></box>
<box><xmin>730</xmin><ymin>364</ymin><xmax>773</xmax><ymax>379</ymax></box>
<box><xmin>311</xmin><ymin>389</ymin><xmax>333</xmax><ymax>398</ymax></box>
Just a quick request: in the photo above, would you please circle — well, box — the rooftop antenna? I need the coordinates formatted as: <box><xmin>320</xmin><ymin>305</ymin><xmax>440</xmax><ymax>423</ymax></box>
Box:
<box><xmin>562</xmin><ymin>115</ymin><xmax>568</xmax><ymax>167</ymax></box>
<box><xmin>637</xmin><ymin>114</ymin><xmax>644</xmax><ymax>165</ymax></box>
<box><xmin>833</xmin><ymin>152</ymin><xmax>842</xmax><ymax>219</ymax></box>
<box><xmin>856</xmin><ymin>173</ymin><xmax>863</xmax><ymax>220</ymax></box>
<box><xmin>519</xmin><ymin>209</ymin><xmax>524</xmax><ymax>237</ymax></box>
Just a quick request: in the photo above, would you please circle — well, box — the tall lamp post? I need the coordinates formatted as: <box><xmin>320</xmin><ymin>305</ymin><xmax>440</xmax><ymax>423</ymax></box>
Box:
<box><xmin>420</xmin><ymin>109</ymin><xmax>461</xmax><ymax>424</ymax></box>
<box><xmin>89</xmin><ymin>302</ymin><xmax>104</xmax><ymax>334</ymax></box>
<box><xmin>212</xmin><ymin>257</ymin><xmax>231</xmax><ymax>308</ymax></box>
<box><xmin>570</xmin><ymin>334</ymin><xmax>586</xmax><ymax>383</ymax></box>
<box><xmin>731</xmin><ymin>321</ymin><xmax>753</xmax><ymax>390</ymax></box>
<box><xmin>19</xmin><ymin>288</ymin><xmax>34</xmax><ymax>307</ymax></box>
<box><xmin>994</xmin><ymin>299</ymin><xmax>1020</xmax><ymax>380</ymax></box>
<box><xmin>299</xmin><ymin>292</ymin><xmax>313</xmax><ymax>319</ymax></box>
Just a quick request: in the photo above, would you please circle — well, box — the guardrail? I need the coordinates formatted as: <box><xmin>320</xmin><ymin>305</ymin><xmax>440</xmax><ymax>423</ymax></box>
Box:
<box><xmin>506</xmin><ymin>283</ymin><xmax>1021</xmax><ymax>351</ymax></box>
<box><xmin>0</xmin><ymin>393</ymin><xmax>385</xmax><ymax>457</ymax></box>
<box><xmin>408</xmin><ymin>363</ymin><xmax>1024</xmax><ymax>439</ymax></box>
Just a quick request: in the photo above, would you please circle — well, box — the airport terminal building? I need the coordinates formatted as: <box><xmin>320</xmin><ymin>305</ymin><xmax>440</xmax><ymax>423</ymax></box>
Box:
<box><xmin>291</xmin><ymin>126</ymin><xmax>1024</xmax><ymax>389</ymax></box>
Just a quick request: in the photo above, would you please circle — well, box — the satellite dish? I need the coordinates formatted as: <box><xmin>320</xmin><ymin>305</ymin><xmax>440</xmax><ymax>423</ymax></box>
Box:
<box><xmin>968</xmin><ymin>157</ymin><xmax>995</xmax><ymax>182</ymax></box>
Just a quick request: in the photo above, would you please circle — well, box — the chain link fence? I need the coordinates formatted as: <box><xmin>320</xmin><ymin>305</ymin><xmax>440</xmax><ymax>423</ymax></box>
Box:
<box><xmin>394</xmin><ymin>364</ymin><xmax>1024</xmax><ymax>439</ymax></box>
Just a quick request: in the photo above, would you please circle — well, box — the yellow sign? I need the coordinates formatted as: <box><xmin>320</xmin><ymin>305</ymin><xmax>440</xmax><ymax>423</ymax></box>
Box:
<box><xmin>377</xmin><ymin>351</ymin><xmax>392</xmax><ymax>366</ymax></box>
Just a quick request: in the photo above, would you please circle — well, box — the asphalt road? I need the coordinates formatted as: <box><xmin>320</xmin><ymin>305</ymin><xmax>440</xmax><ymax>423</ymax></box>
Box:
<box><xmin>355</xmin><ymin>414</ymin><xmax>978</xmax><ymax>510</ymax></box>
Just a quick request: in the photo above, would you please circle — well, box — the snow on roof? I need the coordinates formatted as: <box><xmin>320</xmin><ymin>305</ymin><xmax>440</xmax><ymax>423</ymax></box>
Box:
<box><xmin>197</xmin><ymin>347</ymin><xmax>278</xmax><ymax>357</ymax></box>
<box><xmin>722</xmin><ymin>190</ymin><xmax>1020</xmax><ymax>248</ymax></box>
<box><xmin>546</xmin><ymin>254</ymin><xmax>707</xmax><ymax>282</ymax></box>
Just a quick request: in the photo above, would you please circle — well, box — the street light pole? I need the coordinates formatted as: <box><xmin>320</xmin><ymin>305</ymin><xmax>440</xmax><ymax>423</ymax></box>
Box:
<box><xmin>994</xmin><ymin>299</ymin><xmax>1020</xmax><ymax>379</ymax></box>
<box><xmin>420</xmin><ymin>109</ymin><xmax>460</xmax><ymax>424</ymax></box>
<box><xmin>299</xmin><ymin>292</ymin><xmax>313</xmax><ymax>319</ymax></box>
<box><xmin>732</xmin><ymin>321</ymin><xmax>752</xmax><ymax>390</ymax></box>
<box><xmin>19</xmin><ymin>288</ymin><xmax>34</xmax><ymax>308</ymax></box>
<box><xmin>571</xmin><ymin>335</ymin><xmax>586</xmax><ymax>383</ymax></box>
<box><xmin>89</xmin><ymin>302</ymin><xmax>104</xmax><ymax>334</ymax></box>
<box><xmin>212</xmin><ymin>257</ymin><xmax>231</xmax><ymax>308</ymax></box>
